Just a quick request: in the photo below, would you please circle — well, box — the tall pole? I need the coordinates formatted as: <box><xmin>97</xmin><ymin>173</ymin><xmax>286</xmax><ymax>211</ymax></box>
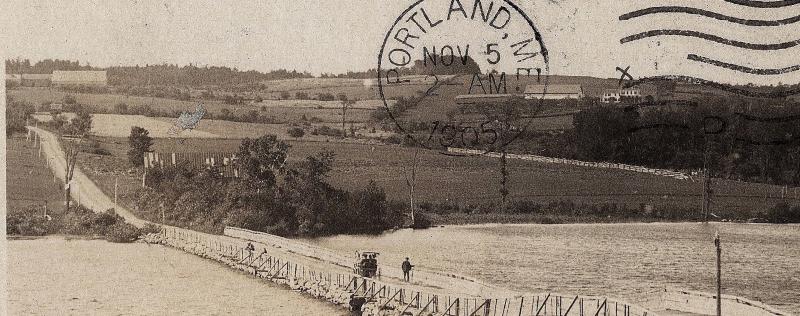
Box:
<box><xmin>715</xmin><ymin>231</ymin><xmax>722</xmax><ymax>316</ymax></box>
<box><xmin>114</xmin><ymin>177</ymin><xmax>119</xmax><ymax>207</ymax></box>
<box><xmin>341</xmin><ymin>102</ymin><xmax>347</xmax><ymax>138</ymax></box>
<box><xmin>702</xmin><ymin>139</ymin><xmax>713</xmax><ymax>221</ymax></box>
<box><xmin>405</xmin><ymin>149</ymin><xmax>418</xmax><ymax>227</ymax></box>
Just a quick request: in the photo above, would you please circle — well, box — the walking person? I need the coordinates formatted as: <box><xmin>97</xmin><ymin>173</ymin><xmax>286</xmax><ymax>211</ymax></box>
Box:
<box><xmin>349</xmin><ymin>294</ymin><xmax>366</xmax><ymax>316</ymax></box>
<box><xmin>402</xmin><ymin>257</ymin><xmax>414</xmax><ymax>282</ymax></box>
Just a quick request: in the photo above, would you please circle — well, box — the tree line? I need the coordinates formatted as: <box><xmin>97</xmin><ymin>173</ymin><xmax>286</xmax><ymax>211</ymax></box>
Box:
<box><xmin>561</xmin><ymin>96</ymin><xmax>800</xmax><ymax>186</ymax></box>
<box><xmin>5</xmin><ymin>58</ymin><xmax>94</xmax><ymax>74</ymax></box>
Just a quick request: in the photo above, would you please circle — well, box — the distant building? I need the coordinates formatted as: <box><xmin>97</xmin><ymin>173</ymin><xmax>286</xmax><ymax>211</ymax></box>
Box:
<box><xmin>6</xmin><ymin>73</ymin><xmax>52</xmax><ymax>87</ymax></box>
<box><xmin>602</xmin><ymin>87</ymin><xmax>643</xmax><ymax>103</ymax></box>
<box><xmin>6</xmin><ymin>74</ymin><xmax>21</xmax><ymax>85</ymax></box>
<box><xmin>601</xmin><ymin>89</ymin><xmax>621</xmax><ymax>103</ymax></box>
<box><xmin>51</xmin><ymin>70</ymin><xmax>107</xmax><ymax>86</ymax></box>
<box><xmin>21</xmin><ymin>74</ymin><xmax>52</xmax><ymax>87</ymax></box>
<box><xmin>144</xmin><ymin>152</ymin><xmax>239</xmax><ymax>178</ymax></box>
<box><xmin>524</xmin><ymin>84</ymin><xmax>584</xmax><ymax>100</ymax></box>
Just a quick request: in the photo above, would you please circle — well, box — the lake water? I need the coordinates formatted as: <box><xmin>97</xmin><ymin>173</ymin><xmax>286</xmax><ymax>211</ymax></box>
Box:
<box><xmin>7</xmin><ymin>238</ymin><xmax>345</xmax><ymax>315</ymax></box>
<box><xmin>303</xmin><ymin>222</ymin><xmax>800</xmax><ymax>314</ymax></box>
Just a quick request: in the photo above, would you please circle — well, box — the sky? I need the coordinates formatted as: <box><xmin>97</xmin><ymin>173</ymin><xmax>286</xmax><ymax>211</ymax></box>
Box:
<box><xmin>2</xmin><ymin>0</ymin><xmax>799</xmax><ymax>85</ymax></box>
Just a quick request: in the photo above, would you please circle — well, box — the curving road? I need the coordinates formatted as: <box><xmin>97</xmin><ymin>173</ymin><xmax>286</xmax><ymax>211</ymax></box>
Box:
<box><xmin>27</xmin><ymin>126</ymin><xmax>146</xmax><ymax>227</ymax></box>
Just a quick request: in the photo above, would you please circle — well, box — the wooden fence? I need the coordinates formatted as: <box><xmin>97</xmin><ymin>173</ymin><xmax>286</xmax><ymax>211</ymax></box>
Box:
<box><xmin>163</xmin><ymin>226</ymin><xmax>656</xmax><ymax>316</ymax></box>
<box><xmin>447</xmin><ymin>148</ymin><xmax>690</xmax><ymax>181</ymax></box>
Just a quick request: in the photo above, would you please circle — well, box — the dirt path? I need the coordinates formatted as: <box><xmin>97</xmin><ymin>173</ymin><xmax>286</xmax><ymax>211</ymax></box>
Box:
<box><xmin>28</xmin><ymin>126</ymin><xmax>146</xmax><ymax>227</ymax></box>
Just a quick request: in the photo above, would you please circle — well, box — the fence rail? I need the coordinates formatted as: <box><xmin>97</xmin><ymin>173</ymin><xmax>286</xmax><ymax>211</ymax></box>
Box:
<box><xmin>447</xmin><ymin>148</ymin><xmax>691</xmax><ymax>181</ymax></box>
<box><xmin>162</xmin><ymin>226</ymin><xmax>656</xmax><ymax>316</ymax></box>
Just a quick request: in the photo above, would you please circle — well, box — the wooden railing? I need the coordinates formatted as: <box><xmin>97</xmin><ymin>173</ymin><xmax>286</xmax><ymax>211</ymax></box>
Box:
<box><xmin>165</xmin><ymin>226</ymin><xmax>657</xmax><ymax>316</ymax></box>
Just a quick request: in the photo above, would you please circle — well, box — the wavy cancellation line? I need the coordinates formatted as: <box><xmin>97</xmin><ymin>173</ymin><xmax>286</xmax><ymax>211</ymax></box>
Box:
<box><xmin>620</xmin><ymin>30</ymin><xmax>800</xmax><ymax>50</ymax></box>
<box><xmin>688</xmin><ymin>54</ymin><xmax>800</xmax><ymax>75</ymax></box>
<box><xmin>622</xmin><ymin>75</ymin><xmax>800</xmax><ymax>99</ymax></box>
<box><xmin>725</xmin><ymin>0</ymin><xmax>800</xmax><ymax>8</ymax></box>
<box><xmin>619</xmin><ymin>6</ymin><xmax>800</xmax><ymax>26</ymax></box>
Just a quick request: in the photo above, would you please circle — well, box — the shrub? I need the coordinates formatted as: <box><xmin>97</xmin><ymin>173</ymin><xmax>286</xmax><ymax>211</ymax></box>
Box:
<box><xmin>287</xmin><ymin>127</ymin><xmax>305</xmax><ymax>138</ymax></box>
<box><xmin>311</xmin><ymin>125</ymin><xmax>343</xmax><ymax>137</ymax></box>
<box><xmin>105</xmin><ymin>222</ymin><xmax>142</xmax><ymax>243</ymax></box>
<box><xmin>140</xmin><ymin>223</ymin><xmax>163</xmax><ymax>235</ymax></box>
<box><xmin>114</xmin><ymin>102</ymin><xmax>128</xmax><ymax>114</ymax></box>
<box><xmin>280</xmin><ymin>91</ymin><xmax>291</xmax><ymax>100</ymax></box>
<box><xmin>80</xmin><ymin>139</ymin><xmax>111</xmax><ymax>155</ymax></box>
<box><xmin>766</xmin><ymin>202</ymin><xmax>800</xmax><ymax>223</ymax></box>
<box><xmin>63</xmin><ymin>94</ymin><xmax>77</xmax><ymax>105</ymax></box>
<box><xmin>223</xmin><ymin>95</ymin><xmax>244</xmax><ymax>105</ymax></box>
<box><xmin>384</xmin><ymin>134</ymin><xmax>403</xmax><ymax>144</ymax></box>
<box><xmin>6</xmin><ymin>98</ymin><xmax>35</xmax><ymax>136</ymax></box>
<box><xmin>318</xmin><ymin>93</ymin><xmax>335</xmax><ymax>101</ymax></box>
<box><xmin>295</xmin><ymin>92</ymin><xmax>309</xmax><ymax>100</ymax></box>
<box><xmin>6</xmin><ymin>209</ymin><xmax>54</xmax><ymax>236</ymax></box>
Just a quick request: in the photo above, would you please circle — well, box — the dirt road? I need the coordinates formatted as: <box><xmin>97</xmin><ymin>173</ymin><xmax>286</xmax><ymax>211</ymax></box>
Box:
<box><xmin>27</xmin><ymin>126</ymin><xmax>146</xmax><ymax>227</ymax></box>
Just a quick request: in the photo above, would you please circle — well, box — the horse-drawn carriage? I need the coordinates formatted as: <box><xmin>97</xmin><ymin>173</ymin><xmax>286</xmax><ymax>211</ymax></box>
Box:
<box><xmin>353</xmin><ymin>251</ymin><xmax>380</xmax><ymax>278</ymax></box>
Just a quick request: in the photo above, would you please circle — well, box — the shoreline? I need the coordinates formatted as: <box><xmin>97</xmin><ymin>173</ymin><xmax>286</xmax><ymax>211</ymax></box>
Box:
<box><xmin>425</xmin><ymin>212</ymin><xmax>790</xmax><ymax>227</ymax></box>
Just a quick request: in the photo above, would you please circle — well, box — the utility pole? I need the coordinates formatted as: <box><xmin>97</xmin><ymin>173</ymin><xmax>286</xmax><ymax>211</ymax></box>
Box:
<box><xmin>341</xmin><ymin>100</ymin><xmax>354</xmax><ymax>138</ymax></box>
<box><xmin>341</xmin><ymin>102</ymin><xmax>347</xmax><ymax>138</ymax></box>
<box><xmin>500</xmin><ymin>148</ymin><xmax>509</xmax><ymax>208</ymax></box>
<box><xmin>715</xmin><ymin>231</ymin><xmax>722</xmax><ymax>316</ymax></box>
<box><xmin>160</xmin><ymin>201</ymin><xmax>166</xmax><ymax>226</ymax></box>
<box><xmin>405</xmin><ymin>149</ymin><xmax>419</xmax><ymax>227</ymax></box>
<box><xmin>702</xmin><ymin>140</ymin><xmax>713</xmax><ymax>221</ymax></box>
<box><xmin>114</xmin><ymin>177</ymin><xmax>119</xmax><ymax>208</ymax></box>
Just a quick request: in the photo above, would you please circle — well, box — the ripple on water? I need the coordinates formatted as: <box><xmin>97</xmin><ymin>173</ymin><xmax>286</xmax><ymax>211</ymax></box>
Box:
<box><xmin>302</xmin><ymin>222</ymin><xmax>800</xmax><ymax>314</ymax></box>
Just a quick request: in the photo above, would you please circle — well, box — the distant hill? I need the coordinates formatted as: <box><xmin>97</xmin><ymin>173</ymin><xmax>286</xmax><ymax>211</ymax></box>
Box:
<box><xmin>397</xmin><ymin>74</ymin><xmax>620</xmax><ymax>123</ymax></box>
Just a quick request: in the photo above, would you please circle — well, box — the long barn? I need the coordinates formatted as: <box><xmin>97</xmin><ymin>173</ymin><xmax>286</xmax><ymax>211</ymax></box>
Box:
<box><xmin>144</xmin><ymin>152</ymin><xmax>239</xmax><ymax>177</ymax></box>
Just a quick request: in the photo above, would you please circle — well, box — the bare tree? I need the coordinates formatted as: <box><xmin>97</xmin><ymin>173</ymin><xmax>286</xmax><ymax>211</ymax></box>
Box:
<box><xmin>404</xmin><ymin>149</ymin><xmax>419</xmax><ymax>226</ymax></box>
<box><xmin>62</xmin><ymin>112</ymin><xmax>92</xmax><ymax>213</ymax></box>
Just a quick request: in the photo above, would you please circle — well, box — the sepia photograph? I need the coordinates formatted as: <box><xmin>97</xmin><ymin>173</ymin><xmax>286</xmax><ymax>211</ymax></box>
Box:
<box><xmin>2</xmin><ymin>0</ymin><xmax>799</xmax><ymax>315</ymax></box>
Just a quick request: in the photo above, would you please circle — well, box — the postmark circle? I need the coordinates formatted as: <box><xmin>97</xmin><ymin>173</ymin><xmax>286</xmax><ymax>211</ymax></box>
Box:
<box><xmin>377</xmin><ymin>0</ymin><xmax>550</xmax><ymax>155</ymax></box>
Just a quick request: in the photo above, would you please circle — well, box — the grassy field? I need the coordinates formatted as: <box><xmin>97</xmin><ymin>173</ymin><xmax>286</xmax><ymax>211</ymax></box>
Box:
<box><xmin>82</xmin><ymin>136</ymin><xmax>795</xmax><ymax>221</ymax></box>
<box><xmin>6</xmin><ymin>134</ymin><xmax>65</xmax><ymax>213</ymax></box>
<box><xmin>257</xmin><ymin>76</ymin><xmax>440</xmax><ymax>101</ymax></box>
<box><xmin>396</xmin><ymin>75</ymin><xmax>594</xmax><ymax>131</ymax></box>
<box><xmin>32</xmin><ymin>113</ymin><xmax>387</xmax><ymax>140</ymax></box>
<box><xmin>287</xmin><ymin>141</ymin><xmax>793</xmax><ymax>216</ymax></box>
